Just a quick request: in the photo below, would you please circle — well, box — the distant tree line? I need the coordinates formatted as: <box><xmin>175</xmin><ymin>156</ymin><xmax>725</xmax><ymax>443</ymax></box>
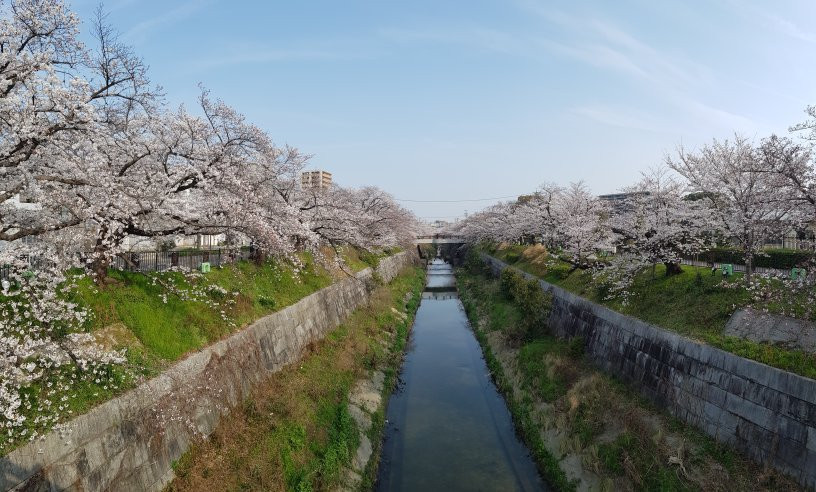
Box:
<box><xmin>454</xmin><ymin>108</ymin><xmax>816</xmax><ymax>302</ymax></box>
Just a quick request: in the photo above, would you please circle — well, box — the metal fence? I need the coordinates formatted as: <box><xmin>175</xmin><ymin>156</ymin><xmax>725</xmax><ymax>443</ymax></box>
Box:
<box><xmin>0</xmin><ymin>249</ymin><xmax>799</xmax><ymax>282</ymax></box>
<box><xmin>110</xmin><ymin>248</ymin><xmax>253</xmax><ymax>273</ymax></box>
<box><xmin>680</xmin><ymin>258</ymin><xmax>789</xmax><ymax>277</ymax></box>
<box><xmin>0</xmin><ymin>255</ymin><xmax>44</xmax><ymax>282</ymax></box>
<box><xmin>1</xmin><ymin>247</ymin><xmax>253</xmax><ymax>280</ymax></box>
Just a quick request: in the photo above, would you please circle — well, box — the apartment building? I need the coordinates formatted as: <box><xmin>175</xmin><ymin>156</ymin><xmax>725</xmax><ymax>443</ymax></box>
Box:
<box><xmin>301</xmin><ymin>170</ymin><xmax>332</xmax><ymax>190</ymax></box>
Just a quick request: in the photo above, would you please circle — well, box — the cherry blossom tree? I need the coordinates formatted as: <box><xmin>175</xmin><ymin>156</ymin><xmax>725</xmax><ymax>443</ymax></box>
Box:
<box><xmin>455</xmin><ymin>182</ymin><xmax>610</xmax><ymax>272</ymax></box>
<box><xmin>504</xmin><ymin>196</ymin><xmax>545</xmax><ymax>245</ymax></box>
<box><xmin>581</xmin><ymin>167</ymin><xmax>716</xmax><ymax>302</ymax></box>
<box><xmin>0</xmin><ymin>247</ymin><xmax>127</xmax><ymax>448</ymax></box>
<box><xmin>790</xmin><ymin>104</ymin><xmax>816</xmax><ymax>143</ymax></box>
<box><xmin>528</xmin><ymin>183</ymin><xmax>563</xmax><ymax>250</ymax></box>
<box><xmin>0</xmin><ymin>0</ymin><xmax>94</xmax><ymax>243</ymax></box>
<box><xmin>455</xmin><ymin>201</ymin><xmax>518</xmax><ymax>244</ymax></box>
<box><xmin>760</xmin><ymin>130</ymin><xmax>816</xmax><ymax>231</ymax></box>
<box><xmin>667</xmin><ymin>135</ymin><xmax>797</xmax><ymax>283</ymax></box>
<box><xmin>0</xmin><ymin>0</ymin><xmax>419</xmax><ymax>450</ymax></box>
<box><xmin>298</xmin><ymin>185</ymin><xmax>418</xmax><ymax>255</ymax></box>
<box><xmin>212</xmin><ymin>143</ymin><xmax>314</xmax><ymax>260</ymax></box>
<box><xmin>80</xmin><ymin>88</ymin><xmax>296</xmax><ymax>281</ymax></box>
<box><xmin>548</xmin><ymin>181</ymin><xmax>610</xmax><ymax>271</ymax></box>
<box><xmin>715</xmin><ymin>114</ymin><xmax>816</xmax><ymax>321</ymax></box>
<box><xmin>609</xmin><ymin>166</ymin><xmax>715</xmax><ymax>277</ymax></box>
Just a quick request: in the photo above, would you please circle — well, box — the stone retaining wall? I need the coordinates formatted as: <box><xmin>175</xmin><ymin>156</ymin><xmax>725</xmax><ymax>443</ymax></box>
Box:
<box><xmin>482</xmin><ymin>254</ymin><xmax>816</xmax><ymax>490</ymax></box>
<box><xmin>1</xmin><ymin>252</ymin><xmax>413</xmax><ymax>492</ymax></box>
<box><xmin>725</xmin><ymin>308</ymin><xmax>816</xmax><ymax>354</ymax></box>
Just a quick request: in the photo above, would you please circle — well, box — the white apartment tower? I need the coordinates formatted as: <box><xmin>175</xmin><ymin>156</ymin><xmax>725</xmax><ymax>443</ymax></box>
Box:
<box><xmin>301</xmin><ymin>170</ymin><xmax>333</xmax><ymax>190</ymax></box>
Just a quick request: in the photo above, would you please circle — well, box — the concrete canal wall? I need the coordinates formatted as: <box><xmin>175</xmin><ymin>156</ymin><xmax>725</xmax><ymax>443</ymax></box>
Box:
<box><xmin>482</xmin><ymin>254</ymin><xmax>816</xmax><ymax>489</ymax></box>
<box><xmin>1</xmin><ymin>253</ymin><xmax>413</xmax><ymax>492</ymax></box>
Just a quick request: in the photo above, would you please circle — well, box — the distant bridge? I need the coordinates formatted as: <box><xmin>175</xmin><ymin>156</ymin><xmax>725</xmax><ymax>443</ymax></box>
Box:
<box><xmin>413</xmin><ymin>234</ymin><xmax>465</xmax><ymax>245</ymax></box>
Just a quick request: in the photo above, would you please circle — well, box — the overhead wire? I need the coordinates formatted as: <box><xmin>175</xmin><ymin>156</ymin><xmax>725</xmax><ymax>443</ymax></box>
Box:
<box><xmin>394</xmin><ymin>194</ymin><xmax>520</xmax><ymax>203</ymax></box>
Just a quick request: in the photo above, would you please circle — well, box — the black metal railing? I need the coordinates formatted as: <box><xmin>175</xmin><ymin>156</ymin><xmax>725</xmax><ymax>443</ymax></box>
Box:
<box><xmin>1</xmin><ymin>247</ymin><xmax>253</xmax><ymax>280</ymax></box>
<box><xmin>680</xmin><ymin>258</ymin><xmax>789</xmax><ymax>277</ymax></box>
<box><xmin>110</xmin><ymin>248</ymin><xmax>252</xmax><ymax>273</ymax></box>
<box><xmin>0</xmin><ymin>255</ymin><xmax>43</xmax><ymax>282</ymax></box>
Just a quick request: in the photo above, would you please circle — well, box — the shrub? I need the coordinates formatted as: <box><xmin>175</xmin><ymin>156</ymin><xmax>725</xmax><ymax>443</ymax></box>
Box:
<box><xmin>699</xmin><ymin>247</ymin><xmax>813</xmax><ymax>270</ymax></box>
<box><xmin>568</xmin><ymin>336</ymin><xmax>585</xmax><ymax>359</ymax></box>
<box><xmin>504</xmin><ymin>252</ymin><xmax>521</xmax><ymax>264</ymax></box>
<box><xmin>358</xmin><ymin>250</ymin><xmax>382</xmax><ymax>268</ymax></box>
<box><xmin>463</xmin><ymin>249</ymin><xmax>489</xmax><ymax>275</ymax></box>
<box><xmin>499</xmin><ymin>268</ymin><xmax>553</xmax><ymax>342</ymax></box>
<box><xmin>500</xmin><ymin>269</ymin><xmax>524</xmax><ymax>300</ymax></box>
<box><xmin>257</xmin><ymin>296</ymin><xmax>276</xmax><ymax>309</ymax></box>
<box><xmin>158</xmin><ymin>239</ymin><xmax>176</xmax><ymax>252</ymax></box>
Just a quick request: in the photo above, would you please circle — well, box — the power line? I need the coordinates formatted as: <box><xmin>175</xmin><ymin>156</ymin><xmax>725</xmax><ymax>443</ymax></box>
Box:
<box><xmin>395</xmin><ymin>194</ymin><xmax>520</xmax><ymax>203</ymax></box>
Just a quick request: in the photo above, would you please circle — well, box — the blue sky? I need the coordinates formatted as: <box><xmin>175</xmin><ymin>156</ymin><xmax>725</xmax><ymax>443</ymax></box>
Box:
<box><xmin>70</xmin><ymin>0</ymin><xmax>816</xmax><ymax>221</ymax></box>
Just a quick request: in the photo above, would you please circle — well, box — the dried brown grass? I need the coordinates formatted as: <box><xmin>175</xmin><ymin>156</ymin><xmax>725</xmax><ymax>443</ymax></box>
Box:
<box><xmin>521</xmin><ymin>244</ymin><xmax>549</xmax><ymax>265</ymax></box>
<box><xmin>462</xmin><ymin>271</ymin><xmax>804</xmax><ymax>491</ymax></box>
<box><xmin>166</xmin><ymin>271</ymin><xmax>412</xmax><ymax>491</ymax></box>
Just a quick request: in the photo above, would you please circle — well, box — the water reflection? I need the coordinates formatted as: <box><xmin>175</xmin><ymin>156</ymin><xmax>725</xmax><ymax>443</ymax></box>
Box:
<box><xmin>377</xmin><ymin>259</ymin><xmax>544</xmax><ymax>492</ymax></box>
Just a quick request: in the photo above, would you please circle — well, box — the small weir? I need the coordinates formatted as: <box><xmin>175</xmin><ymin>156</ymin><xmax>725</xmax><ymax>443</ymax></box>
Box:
<box><xmin>376</xmin><ymin>259</ymin><xmax>544</xmax><ymax>491</ymax></box>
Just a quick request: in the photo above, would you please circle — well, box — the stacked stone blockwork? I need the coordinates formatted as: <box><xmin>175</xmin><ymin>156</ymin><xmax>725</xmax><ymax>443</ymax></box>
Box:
<box><xmin>482</xmin><ymin>254</ymin><xmax>816</xmax><ymax>490</ymax></box>
<box><xmin>0</xmin><ymin>252</ymin><xmax>412</xmax><ymax>492</ymax></box>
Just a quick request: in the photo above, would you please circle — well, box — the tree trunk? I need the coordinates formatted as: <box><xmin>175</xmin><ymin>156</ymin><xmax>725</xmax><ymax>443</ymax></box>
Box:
<box><xmin>90</xmin><ymin>255</ymin><xmax>110</xmax><ymax>284</ymax></box>
<box><xmin>745</xmin><ymin>255</ymin><xmax>753</xmax><ymax>285</ymax></box>
<box><xmin>250</xmin><ymin>244</ymin><xmax>266</xmax><ymax>265</ymax></box>
<box><xmin>664</xmin><ymin>261</ymin><xmax>683</xmax><ymax>276</ymax></box>
<box><xmin>88</xmin><ymin>223</ymin><xmax>124</xmax><ymax>285</ymax></box>
<box><xmin>89</xmin><ymin>224</ymin><xmax>111</xmax><ymax>284</ymax></box>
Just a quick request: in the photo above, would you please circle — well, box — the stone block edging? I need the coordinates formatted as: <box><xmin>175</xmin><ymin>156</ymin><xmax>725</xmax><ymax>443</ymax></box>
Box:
<box><xmin>1</xmin><ymin>252</ymin><xmax>412</xmax><ymax>492</ymax></box>
<box><xmin>481</xmin><ymin>253</ymin><xmax>816</xmax><ymax>489</ymax></box>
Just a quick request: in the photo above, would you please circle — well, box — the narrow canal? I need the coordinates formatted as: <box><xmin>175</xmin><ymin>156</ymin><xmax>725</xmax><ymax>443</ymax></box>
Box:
<box><xmin>376</xmin><ymin>259</ymin><xmax>545</xmax><ymax>491</ymax></box>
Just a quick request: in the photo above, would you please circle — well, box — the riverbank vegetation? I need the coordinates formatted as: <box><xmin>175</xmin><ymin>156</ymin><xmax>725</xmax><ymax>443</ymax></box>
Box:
<box><xmin>166</xmin><ymin>265</ymin><xmax>424</xmax><ymax>491</ymax></box>
<box><xmin>0</xmin><ymin>0</ymin><xmax>420</xmax><ymax>455</ymax></box>
<box><xmin>0</xmin><ymin>248</ymin><xmax>393</xmax><ymax>456</ymax></box>
<box><xmin>457</xmin><ymin>255</ymin><xmax>800</xmax><ymax>491</ymax></box>
<box><xmin>451</xmin><ymin>127</ymin><xmax>816</xmax><ymax>301</ymax></box>
<box><xmin>71</xmin><ymin>247</ymin><xmax>397</xmax><ymax>361</ymax></box>
<box><xmin>449</xmin><ymin>129</ymin><xmax>816</xmax><ymax>375</ymax></box>
<box><xmin>486</xmin><ymin>243</ymin><xmax>816</xmax><ymax>380</ymax></box>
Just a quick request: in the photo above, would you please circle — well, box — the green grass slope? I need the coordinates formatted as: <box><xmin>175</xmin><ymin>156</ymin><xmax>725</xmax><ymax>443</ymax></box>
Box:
<box><xmin>488</xmin><ymin>244</ymin><xmax>816</xmax><ymax>379</ymax></box>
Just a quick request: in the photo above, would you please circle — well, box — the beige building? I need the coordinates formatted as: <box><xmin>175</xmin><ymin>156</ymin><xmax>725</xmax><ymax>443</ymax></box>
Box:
<box><xmin>301</xmin><ymin>170</ymin><xmax>332</xmax><ymax>190</ymax></box>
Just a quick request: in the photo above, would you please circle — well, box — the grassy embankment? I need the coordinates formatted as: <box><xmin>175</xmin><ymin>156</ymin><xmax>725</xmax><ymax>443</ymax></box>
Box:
<box><xmin>166</xmin><ymin>265</ymin><xmax>425</xmax><ymax>491</ymax></box>
<box><xmin>487</xmin><ymin>243</ymin><xmax>816</xmax><ymax>380</ymax></box>
<box><xmin>457</xmin><ymin>257</ymin><xmax>800</xmax><ymax>491</ymax></box>
<box><xmin>0</xmin><ymin>247</ymin><xmax>395</xmax><ymax>455</ymax></box>
<box><xmin>72</xmin><ymin>247</ymin><xmax>397</xmax><ymax>362</ymax></box>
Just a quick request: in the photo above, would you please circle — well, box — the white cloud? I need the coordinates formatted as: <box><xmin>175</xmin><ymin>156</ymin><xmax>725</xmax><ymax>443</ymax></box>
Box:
<box><xmin>190</xmin><ymin>47</ymin><xmax>366</xmax><ymax>70</ymax></box>
<box><xmin>518</xmin><ymin>4</ymin><xmax>711</xmax><ymax>89</ymax></box>
<box><xmin>720</xmin><ymin>0</ymin><xmax>816</xmax><ymax>44</ymax></box>
<box><xmin>514</xmin><ymin>2</ymin><xmax>765</xmax><ymax>135</ymax></box>
<box><xmin>378</xmin><ymin>25</ymin><xmax>530</xmax><ymax>57</ymax></box>
<box><xmin>124</xmin><ymin>0</ymin><xmax>213</xmax><ymax>42</ymax></box>
<box><xmin>769</xmin><ymin>14</ymin><xmax>816</xmax><ymax>44</ymax></box>
<box><xmin>571</xmin><ymin>105</ymin><xmax>674</xmax><ymax>133</ymax></box>
<box><xmin>684</xmin><ymin>99</ymin><xmax>762</xmax><ymax>134</ymax></box>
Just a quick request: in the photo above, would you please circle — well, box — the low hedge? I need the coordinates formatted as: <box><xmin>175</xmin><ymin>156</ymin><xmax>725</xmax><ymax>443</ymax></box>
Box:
<box><xmin>697</xmin><ymin>247</ymin><xmax>813</xmax><ymax>270</ymax></box>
